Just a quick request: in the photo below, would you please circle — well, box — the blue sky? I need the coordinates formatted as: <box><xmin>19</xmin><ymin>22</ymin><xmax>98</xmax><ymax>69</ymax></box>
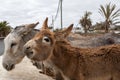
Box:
<box><xmin>0</xmin><ymin>0</ymin><xmax>120</xmax><ymax>29</ymax></box>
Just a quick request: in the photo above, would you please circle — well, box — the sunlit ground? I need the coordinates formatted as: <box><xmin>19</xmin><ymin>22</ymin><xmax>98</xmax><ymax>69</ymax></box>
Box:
<box><xmin>0</xmin><ymin>56</ymin><xmax>54</xmax><ymax>80</ymax></box>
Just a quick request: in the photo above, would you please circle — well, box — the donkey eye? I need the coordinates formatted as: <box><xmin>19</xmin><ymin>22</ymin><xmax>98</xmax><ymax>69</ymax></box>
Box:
<box><xmin>11</xmin><ymin>43</ymin><xmax>16</xmax><ymax>48</ymax></box>
<box><xmin>44</xmin><ymin>38</ymin><xmax>50</xmax><ymax>42</ymax></box>
<box><xmin>42</xmin><ymin>36</ymin><xmax>50</xmax><ymax>44</ymax></box>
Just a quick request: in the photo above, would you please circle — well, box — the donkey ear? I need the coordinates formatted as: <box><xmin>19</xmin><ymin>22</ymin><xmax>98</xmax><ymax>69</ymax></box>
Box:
<box><xmin>21</xmin><ymin>22</ymin><xmax>39</xmax><ymax>35</ymax></box>
<box><xmin>25</xmin><ymin>22</ymin><xmax>39</xmax><ymax>29</ymax></box>
<box><xmin>55</xmin><ymin>24</ymin><xmax>73</xmax><ymax>40</ymax></box>
<box><xmin>22</xmin><ymin>22</ymin><xmax>39</xmax><ymax>35</ymax></box>
<box><xmin>62</xmin><ymin>24</ymin><xmax>73</xmax><ymax>37</ymax></box>
<box><xmin>41</xmin><ymin>17</ymin><xmax>48</xmax><ymax>30</ymax></box>
<box><xmin>15</xmin><ymin>22</ymin><xmax>39</xmax><ymax>36</ymax></box>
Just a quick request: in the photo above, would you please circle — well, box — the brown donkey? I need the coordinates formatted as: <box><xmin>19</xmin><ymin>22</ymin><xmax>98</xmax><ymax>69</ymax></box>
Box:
<box><xmin>24</xmin><ymin>18</ymin><xmax>120</xmax><ymax>80</ymax></box>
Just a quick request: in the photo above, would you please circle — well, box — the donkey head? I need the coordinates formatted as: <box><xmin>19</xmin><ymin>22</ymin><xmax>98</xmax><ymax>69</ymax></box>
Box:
<box><xmin>2</xmin><ymin>22</ymin><xmax>39</xmax><ymax>71</ymax></box>
<box><xmin>23</xmin><ymin>18</ymin><xmax>73</xmax><ymax>62</ymax></box>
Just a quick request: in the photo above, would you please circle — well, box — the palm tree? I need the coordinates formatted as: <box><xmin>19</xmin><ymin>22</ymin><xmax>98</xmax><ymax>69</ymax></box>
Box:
<box><xmin>99</xmin><ymin>3</ymin><xmax>120</xmax><ymax>33</ymax></box>
<box><xmin>0</xmin><ymin>21</ymin><xmax>11</xmax><ymax>37</ymax></box>
<box><xmin>79</xmin><ymin>11</ymin><xmax>92</xmax><ymax>34</ymax></box>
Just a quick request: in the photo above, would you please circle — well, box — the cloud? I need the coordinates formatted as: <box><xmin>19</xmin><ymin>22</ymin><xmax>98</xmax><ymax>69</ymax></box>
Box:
<box><xmin>0</xmin><ymin>0</ymin><xmax>119</xmax><ymax>29</ymax></box>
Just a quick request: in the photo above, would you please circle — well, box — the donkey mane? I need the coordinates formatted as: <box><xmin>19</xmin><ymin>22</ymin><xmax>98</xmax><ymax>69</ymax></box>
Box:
<box><xmin>53</xmin><ymin>40</ymin><xmax>120</xmax><ymax>58</ymax></box>
<box><xmin>53</xmin><ymin>40</ymin><xmax>81</xmax><ymax>57</ymax></box>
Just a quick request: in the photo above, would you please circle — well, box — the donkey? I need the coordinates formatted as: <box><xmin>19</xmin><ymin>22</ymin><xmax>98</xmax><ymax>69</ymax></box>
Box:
<box><xmin>2</xmin><ymin>19</ymin><xmax>120</xmax><ymax>80</ymax></box>
<box><xmin>2</xmin><ymin>21</ymin><xmax>120</xmax><ymax>71</ymax></box>
<box><xmin>24</xmin><ymin>18</ymin><xmax>120</xmax><ymax>80</ymax></box>
<box><xmin>1</xmin><ymin>21</ymin><xmax>64</xmax><ymax>80</ymax></box>
<box><xmin>2</xmin><ymin>22</ymin><xmax>39</xmax><ymax>71</ymax></box>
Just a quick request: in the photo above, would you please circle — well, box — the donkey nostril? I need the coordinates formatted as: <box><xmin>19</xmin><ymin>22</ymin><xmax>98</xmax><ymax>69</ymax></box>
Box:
<box><xmin>3</xmin><ymin>63</ymin><xmax>15</xmax><ymax>71</ymax></box>
<box><xmin>4</xmin><ymin>64</ymin><xmax>8</xmax><ymax>69</ymax></box>
<box><xmin>30</xmin><ymin>51</ymin><xmax>33</xmax><ymax>55</ymax></box>
<box><xmin>26</xmin><ymin>46</ymin><xmax>30</xmax><ymax>50</ymax></box>
<box><xmin>11</xmin><ymin>64</ymin><xmax>15</xmax><ymax>69</ymax></box>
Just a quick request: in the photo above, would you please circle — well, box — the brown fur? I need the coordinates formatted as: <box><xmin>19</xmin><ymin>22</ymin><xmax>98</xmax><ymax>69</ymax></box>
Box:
<box><xmin>51</xmin><ymin>40</ymin><xmax>120</xmax><ymax>80</ymax></box>
<box><xmin>24</xmin><ymin>18</ymin><xmax>120</xmax><ymax>80</ymax></box>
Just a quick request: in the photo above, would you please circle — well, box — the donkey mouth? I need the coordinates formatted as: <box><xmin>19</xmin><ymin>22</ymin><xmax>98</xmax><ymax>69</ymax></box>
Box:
<box><xmin>26</xmin><ymin>51</ymin><xmax>34</xmax><ymax>59</ymax></box>
<box><xmin>3</xmin><ymin>63</ymin><xmax>15</xmax><ymax>71</ymax></box>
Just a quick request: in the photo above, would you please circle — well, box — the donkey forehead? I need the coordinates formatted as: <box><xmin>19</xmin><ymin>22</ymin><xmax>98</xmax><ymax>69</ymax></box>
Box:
<box><xmin>4</xmin><ymin>33</ymin><xmax>21</xmax><ymax>43</ymax></box>
<box><xmin>34</xmin><ymin>30</ymin><xmax>54</xmax><ymax>39</ymax></box>
<box><xmin>13</xmin><ymin>23</ymin><xmax>33</xmax><ymax>31</ymax></box>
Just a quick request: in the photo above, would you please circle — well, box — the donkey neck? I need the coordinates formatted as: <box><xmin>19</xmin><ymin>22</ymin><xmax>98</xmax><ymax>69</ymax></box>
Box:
<box><xmin>54</xmin><ymin>40</ymin><xmax>82</xmax><ymax>57</ymax></box>
<box><xmin>50</xmin><ymin>40</ymin><xmax>85</xmax><ymax>79</ymax></box>
<box><xmin>51</xmin><ymin>40</ymin><xmax>81</xmax><ymax>68</ymax></box>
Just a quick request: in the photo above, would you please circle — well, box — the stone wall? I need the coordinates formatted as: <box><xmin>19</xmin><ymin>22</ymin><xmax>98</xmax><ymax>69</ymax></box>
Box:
<box><xmin>0</xmin><ymin>37</ymin><xmax>4</xmax><ymax>56</ymax></box>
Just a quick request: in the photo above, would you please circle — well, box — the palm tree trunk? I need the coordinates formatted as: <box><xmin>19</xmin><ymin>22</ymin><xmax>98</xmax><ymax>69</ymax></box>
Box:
<box><xmin>84</xmin><ymin>25</ymin><xmax>88</xmax><ymax>34</ymax></box>
<box><xmin>105</xmin><ymin>21</ymin><xmax>109</xmax><ymax>33</ymax></box>
<box><xmin>105</xmin><ymin>25</ymin><xmax>109</xmax><ymax>33</ymax></box>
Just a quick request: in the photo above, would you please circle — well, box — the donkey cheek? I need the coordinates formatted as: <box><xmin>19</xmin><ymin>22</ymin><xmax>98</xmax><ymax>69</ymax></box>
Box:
<box><xmin>32</xmin><ymin>54</ymin><xmax>45</xmax><ymax>61</ymax></box>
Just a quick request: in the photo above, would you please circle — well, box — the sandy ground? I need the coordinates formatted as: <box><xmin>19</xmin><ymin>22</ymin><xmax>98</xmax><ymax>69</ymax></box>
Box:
<box><xmin>0</xmin><ymin>56</ymin><xmax>54</xmax><ymax>80</ymax></box>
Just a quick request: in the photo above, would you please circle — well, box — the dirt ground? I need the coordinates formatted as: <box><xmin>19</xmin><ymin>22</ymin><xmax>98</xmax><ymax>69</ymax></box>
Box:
<box><xmin>0</xmin><ymin>56</ymin><xmax>54</xmax><ymax>80</ymax></box>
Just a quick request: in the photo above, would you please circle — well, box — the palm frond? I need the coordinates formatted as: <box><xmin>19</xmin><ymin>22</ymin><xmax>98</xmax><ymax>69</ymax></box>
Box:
<box><xmin>106</xmin><ymin>3</ymin><xmax>111</xmax><ymax>19</ymax></box>
<box><xmin>111</xmin><ymin>9</ymin><xmax>120</xmax><ymax>18</ymax></box>
<box><xmin>98</xmin><ymin>10</ymin><xmax>104</xmax><ymax>16</ymax></box>
<box><xmin>113</xmin><ymin>21</ymin><xmax>120</xmax><ymax>25</ymax></box>
<box><xmin>111</xmin><ymin>13</ymin><xmax>120</xmax><ymax>20</ymax></box>
<box><xmin>99</xmin><ymin>5</ymin><xmax>107</xmax><ymax>19</ymax></box>
<box><xmin>110</xmin><ymin>4</ymin><xmax>116</xmax><ymax>15</ymax></box>
<box><xmin>112</xmin><ymin>18</ymin><xmax>120</xmax><ymax>22</ymax></box>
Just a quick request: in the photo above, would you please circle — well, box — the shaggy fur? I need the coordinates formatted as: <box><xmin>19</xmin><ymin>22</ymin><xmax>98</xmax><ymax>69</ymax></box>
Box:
<box><xmin>51</xmin><ymin>40</ymin><xmax>120</xmax><ymax>80</ymax></box>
